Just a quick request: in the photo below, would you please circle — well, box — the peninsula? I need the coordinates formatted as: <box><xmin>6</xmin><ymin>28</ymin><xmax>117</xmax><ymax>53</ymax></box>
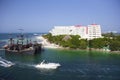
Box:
<box><xmin>40</xmin><ymin>24</ymin><xmax>120</xmax><ymax>53</ymax></box>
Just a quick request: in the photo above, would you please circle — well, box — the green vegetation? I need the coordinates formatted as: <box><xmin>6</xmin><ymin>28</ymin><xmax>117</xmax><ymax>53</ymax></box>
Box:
<box><xmin>43</xmin><ymin>33</ymin><xmax>120</xmax><ymax>51</ymax></box>
<box><xmin>43</xmin><ymin>33</ymin><xmax>87</xmax><ymax>49</ymax></box>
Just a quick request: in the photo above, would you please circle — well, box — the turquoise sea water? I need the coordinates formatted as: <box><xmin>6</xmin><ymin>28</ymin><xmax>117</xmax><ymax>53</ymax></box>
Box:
<box><xmin>0</xmin><ymin>33</ymin><xmax>120</xmax><ymax>80</ymax></box>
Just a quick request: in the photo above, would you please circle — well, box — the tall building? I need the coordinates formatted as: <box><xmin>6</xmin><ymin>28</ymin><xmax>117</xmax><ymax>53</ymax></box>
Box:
<box><xmin>87</xmin><ymin>24</ymin><xmax>102</xmax><ymax>39</ymax></box>
<box><xmin>49</xmin><ymin>24</ymin><xmax>102</xmax><ymax>40</ymax></box>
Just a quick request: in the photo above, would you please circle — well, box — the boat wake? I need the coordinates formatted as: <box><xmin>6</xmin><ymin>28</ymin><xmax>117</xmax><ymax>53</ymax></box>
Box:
<box><xmin>0</xmin><ymin>57</ymin><xmax>14</xmax><ymax>67</ymax></box>
<box><xmin>35</xmin><ymin>60</ymin><xmax>61</xmax><ymax>69</ymax></box>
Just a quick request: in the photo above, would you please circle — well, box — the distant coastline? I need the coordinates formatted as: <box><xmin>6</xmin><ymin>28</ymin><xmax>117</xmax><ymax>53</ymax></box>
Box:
<box><xmin>39</xmin><ymin>35</ymin><xmax>120</xmax><ymax>54</ymax></box>
<box><xmin>37</xmin><ymin>33</ymin><xmax>120</xmax><ymax>54</ymax></box>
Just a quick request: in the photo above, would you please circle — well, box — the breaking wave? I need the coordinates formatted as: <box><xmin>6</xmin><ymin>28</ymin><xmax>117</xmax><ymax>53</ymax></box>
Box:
<box><xmin>0</xmin><ymin>57</ymin><xmax>15</xmax><ymax>67</ymax></box>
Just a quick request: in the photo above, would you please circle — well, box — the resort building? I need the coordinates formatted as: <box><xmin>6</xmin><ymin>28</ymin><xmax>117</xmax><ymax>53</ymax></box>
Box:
<box><xmin>87</xmin><ymin>24</ymin><xmax>102</xmax><ymax>39</ymax></box>
<box><xmin>49</xmin><ymin>24</ymin><xmax>102</xmax><ymax>40</ymax></box>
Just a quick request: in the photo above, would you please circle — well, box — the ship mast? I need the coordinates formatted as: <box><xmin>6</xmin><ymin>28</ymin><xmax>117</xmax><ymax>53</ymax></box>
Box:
<box><xmin>18</xmin><ymin>29</ymin><xmax>24</xmax><ymax>45</ymax></box>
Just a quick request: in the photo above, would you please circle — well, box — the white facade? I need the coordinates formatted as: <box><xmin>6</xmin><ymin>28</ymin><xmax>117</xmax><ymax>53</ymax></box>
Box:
<box><xmin>49</xmin><ymin>24</ymin><xmax>102</xmax><ymax>40</ymax></box>
<box><xmin>87</xmin><ymin>24</ymin><xmax>102</xmax><ymax>39</ymax></box>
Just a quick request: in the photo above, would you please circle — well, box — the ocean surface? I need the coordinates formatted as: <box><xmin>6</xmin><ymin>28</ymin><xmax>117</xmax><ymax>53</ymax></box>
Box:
<box><xmin>0</xmin><ymin>33</ymin><xmax>120</xmax><ymax>80</ymax></box>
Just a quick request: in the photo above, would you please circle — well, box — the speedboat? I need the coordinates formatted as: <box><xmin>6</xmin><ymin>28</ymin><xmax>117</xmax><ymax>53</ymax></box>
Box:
<box><xmin>0</xmin><ymin>57</ymin><xmax>14</xmax><ymax>67</ymax></box>
<box><xmin>35</xmin><ymin>60</ymin><xmax>61</xmax><ymax>69</ymax></box>
<box><xmin>0</xmin><ymin>61</ymin><xmax>13</xmax><ymax>67</ymax></box>
<box><xmin>33</xmin><ymin>33</ymin><xmax>38</xmax><ymax>36</ymax></box>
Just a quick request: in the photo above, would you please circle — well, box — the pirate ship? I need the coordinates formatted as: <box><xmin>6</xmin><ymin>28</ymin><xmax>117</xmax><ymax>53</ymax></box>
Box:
<box><xmin>3</xmin><ymin>30</ymin><xmax>42</xmax><ymax>54</ymax></box>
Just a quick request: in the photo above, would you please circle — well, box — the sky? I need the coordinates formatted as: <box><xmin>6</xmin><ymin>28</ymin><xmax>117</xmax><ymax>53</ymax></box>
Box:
<box><xmin>0</xmin><ymin>0</ymin><xmax>120</xmax><ymax>33</ymax></box>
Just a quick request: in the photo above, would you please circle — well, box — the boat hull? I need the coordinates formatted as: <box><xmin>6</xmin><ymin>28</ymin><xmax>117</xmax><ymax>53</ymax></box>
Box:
<box><xmin>5</xmin><ymin>49</ymin><xmax>35</xmax><ymax>55</ymax></box>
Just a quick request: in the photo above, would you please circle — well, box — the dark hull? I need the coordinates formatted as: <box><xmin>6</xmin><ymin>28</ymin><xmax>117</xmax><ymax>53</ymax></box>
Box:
<box><xmin>3</xmin><ymin>32</ymin><xmax>43</xmax><ymax>55</ymax></box>
<box><xmin>5</xmin><ymin>49</ymin><xmax>35</xmax><ymax>55</ymax></box>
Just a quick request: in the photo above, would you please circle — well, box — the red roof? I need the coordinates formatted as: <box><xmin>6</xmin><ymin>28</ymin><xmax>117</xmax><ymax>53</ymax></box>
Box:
<box><xmin>91</xmin><ymin>24</ymin><xmax>97</xmax><ymax>25</ymax></box>
<box><xmin>75</xmin><ymin>25</ymin><xmax>81</xmax><ymax>27</ymax></box>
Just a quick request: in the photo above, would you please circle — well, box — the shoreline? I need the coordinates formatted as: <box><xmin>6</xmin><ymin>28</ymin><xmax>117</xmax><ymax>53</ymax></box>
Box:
<box><xmin>36</xmin><ymin>36</ymin><xmax>62</xmax><ymax>49</ymax></box>
<box><xmin>36</xmin><ymin>35</ymin><xmax>120</xmax><ymax>54</ymax></box>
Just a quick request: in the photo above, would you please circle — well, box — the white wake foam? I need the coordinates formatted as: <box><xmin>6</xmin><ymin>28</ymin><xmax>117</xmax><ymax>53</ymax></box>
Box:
<box><xmin>35</xmin><ymin>60</ymin><xmax>61</xmax><ymax>69</ymax></box>
<box><xmin>0</xmin><ymin>57</ymin><xmax>15</xmax><ymax>67</ymax></box>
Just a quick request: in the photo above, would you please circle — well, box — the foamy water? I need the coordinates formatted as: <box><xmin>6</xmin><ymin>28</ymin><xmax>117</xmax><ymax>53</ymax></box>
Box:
<box><xmin>0</xmin><ymin>57</ymin><xmax>15</xmax><ymax>67</ymax></box>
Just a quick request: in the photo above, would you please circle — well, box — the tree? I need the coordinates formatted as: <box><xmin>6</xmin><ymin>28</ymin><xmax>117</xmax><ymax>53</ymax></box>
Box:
<box><xmin>79</xmin><ymin>39</ymin><xmax>87</xmax><ymax>49</ymax></box>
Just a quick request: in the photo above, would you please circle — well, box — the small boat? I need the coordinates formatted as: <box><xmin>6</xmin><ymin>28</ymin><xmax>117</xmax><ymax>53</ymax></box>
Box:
<box><xmin>0</xmin><ymin>57</ymin><xmax>14</xmax><ymax>67</ymax></box>
<box><xmin>35</xmin><ymin>60</ymin><xmax>61</xmax><ymax>69</ymax></box>
<box><xmin>0</xmin><ymin>61</ymin><xmax>13</xmax><ymax>67</ymax></box>
<box><xmin>33</xmin><ymin>33</ymin><xmax>38</xmax><ymax>36</ymax></box>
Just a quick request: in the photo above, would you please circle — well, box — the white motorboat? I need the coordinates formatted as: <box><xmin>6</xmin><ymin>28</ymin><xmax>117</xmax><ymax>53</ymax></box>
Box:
<box><xmin>33</xmin><ymin>33</ymin><xmax>38</xmax><ymax>36</ymax></box>
<box><xmin>0</xmin><ymin>57</ymin><xmax>14</xmax><ymax>67</ymax></box>
<box><xmin>35</xmin><ymin>60</ymin><xmax>61</xmax><ymax>69</ymax></box>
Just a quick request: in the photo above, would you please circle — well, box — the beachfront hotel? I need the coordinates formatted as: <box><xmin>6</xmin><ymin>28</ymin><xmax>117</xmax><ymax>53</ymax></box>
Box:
<box><xmin>49</xmin><ymin>24</ymin><xmax>102</xmax><ymax>40</ymax></box>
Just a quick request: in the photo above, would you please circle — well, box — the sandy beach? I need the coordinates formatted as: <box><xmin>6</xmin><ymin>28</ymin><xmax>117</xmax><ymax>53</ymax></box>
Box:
<box><xmin>35</xmin><ymin>36</ymin><xmax>62</xmax><ymax>49</ymax></box>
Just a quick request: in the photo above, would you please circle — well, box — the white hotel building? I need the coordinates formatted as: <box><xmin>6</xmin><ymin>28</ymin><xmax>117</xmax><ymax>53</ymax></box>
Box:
<box><xmin>49</xmin><ymin>24</ymin><xmax>102</xmax><ymax>40</ymax></box>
